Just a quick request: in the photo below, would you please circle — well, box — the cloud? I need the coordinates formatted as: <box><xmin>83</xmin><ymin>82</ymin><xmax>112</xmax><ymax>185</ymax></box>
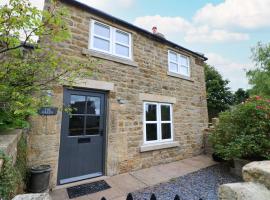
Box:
<box><xmin>185</xmin><ymin>26</ymin><xmax>249</xmax><ymax>43</ymax></box>
<box><xmin>77</xmin><ymin>0</ymin><xmax>134</xmax><ymax>12</ymax></box>
<box><xmin>134</xmin><ymin>15</ymin><xmax>249</xmax><ymax>43</ymax></box>
<box><xmin>134</xmin><ymin>15</ymin><xmax>191</xmax><ymax>35</ymax></box>
<box><xmin>193</xmin><ymin>0</ymin><xmax>270</xmax><ymax>29</ymax></box>
<box><xmin>206</xmin><ymin>53</ymin><xmax>254</xmax><ymax>91</ymax></box>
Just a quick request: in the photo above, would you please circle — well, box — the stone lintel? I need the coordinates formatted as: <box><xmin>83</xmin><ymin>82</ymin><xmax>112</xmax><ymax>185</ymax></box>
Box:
<box><xmin>73</xmin><ymin>79</ymin><xmax>114</xmax><ymax>91</ymax></box>
<box><xmin>139</xmin><ymin>93</ymin><xmax>176</xmax><ymax>104</ymax></box>
<box><xmin>140</xmin><ymin>141</ymin><xmax>179</xmax><ymax>152</ymax></box>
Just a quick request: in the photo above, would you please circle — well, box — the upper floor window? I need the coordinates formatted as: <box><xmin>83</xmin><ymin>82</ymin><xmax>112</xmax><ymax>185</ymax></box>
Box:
<box><xmin>168</xmin><ymin>50</ymin><xmax>190</xmax><ymax>77</ymax></box>
<box><xmin>90</xmin><ymin>20</ymin><xmax>132</xmax><ymax>59</ymax></box>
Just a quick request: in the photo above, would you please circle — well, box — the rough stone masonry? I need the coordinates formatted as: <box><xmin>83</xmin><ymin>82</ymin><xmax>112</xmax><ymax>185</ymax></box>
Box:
<box><xmin>27</xmin><ymin>1</ymin><xmax>208</xmax><ymax>188</ymax></box>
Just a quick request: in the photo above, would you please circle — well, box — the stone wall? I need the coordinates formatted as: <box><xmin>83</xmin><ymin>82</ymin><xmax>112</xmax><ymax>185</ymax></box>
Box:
<box><xmin>219</xmin><ymin>161</ymin><xmax>270</xmax><ymax>200</ymax></box>
<box><xmin>0</xmin><ymin>129</ymin><xmax>22</xmax><ymax>165</ymax></box>
<box><xmin>27</xmin><ymin>2</ymin><xmax>208</xmax><ymax>188</ymax></box>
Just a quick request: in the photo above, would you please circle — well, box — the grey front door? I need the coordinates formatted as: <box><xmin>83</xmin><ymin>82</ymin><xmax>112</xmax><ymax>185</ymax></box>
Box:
<box><xmin>58</xmin><ymin>88</ymin><xmax>106</xmax><ymax>185</ymax></box>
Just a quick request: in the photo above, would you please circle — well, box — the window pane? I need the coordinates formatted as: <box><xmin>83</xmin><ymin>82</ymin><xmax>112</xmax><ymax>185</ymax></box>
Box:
<box><xmin>85</xmin><ymin>116</ymin><xmax>100</xmax><ymax>135</ymax></box>
<box><xmin>169</xmin><ymin>52</ymin><xmax>177</xmax><ymax>62</ymax></box>
<box><xmin>69</xmin><ymin>115</ymin><xmax>84</xmax><ymax>136</ymax></box>
<box><xmin>169</xmin><ymin>62</ymin><xmax>178</xmax><ymax>73</ymax></box>
<box><xmin>94</xmin><ymin>22</ymin><xmax>110</xmax><ymax>38</ymax></box>
<box><xmin>93</xmin><ymin>36</ymin><xmax>110</xmax><ymax>51</ymax></box>
<box><xmin>161</xmin><ymin>105</ymin><xmax>171</xmax><ymax>121</ymax></box>
<box><xmin>145</xmin><ymin>104</ymin><xmax>157</xmax><ymax>121</ymax></box>
<box><xmin>180</xmin><ymin>66</ymin><xmax>189</xmax><ymax>76</ymax></box>
<box><xmin>146</xmin><ymin>124</ymin><xmax>157</xmax><ymax>141</ymax></box>
<box><xmin>116</xmin><ymin>30</ymin><xmax>129</xmax><ymax>45</ymax></box>
<box><xmin>70</xmin><ymin>95</ymin><xmax>86</xmax><ymax>114</ymax></box>
<box><xmin>86</xmin><ymin>97</ymin><xmax>100</xmax><ymax>115</ymax></box>
<box><xmin>180</xmin><ymin>56</ymin><xmax>189</xmax><ymax>67</ymax></box>
<box><xmin>162</xmin><ymin>123</ymin><xmax>171</xmax><ymax>139</ymax></box>
<box><xmin>115</xmin><ymin>44</ymin><xmax>129</xmax><ymax>57</ymax></box>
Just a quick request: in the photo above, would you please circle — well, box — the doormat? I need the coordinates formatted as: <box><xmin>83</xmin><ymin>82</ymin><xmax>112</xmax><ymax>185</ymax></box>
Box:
<box><xmin>67</xmin><ymin>180</ymin><xmax>111</xmax><ymax>199</ymax></box>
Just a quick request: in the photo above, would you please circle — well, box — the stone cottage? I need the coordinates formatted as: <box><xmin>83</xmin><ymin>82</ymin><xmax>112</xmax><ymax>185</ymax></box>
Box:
<box><xmin>27</xmin><ymin>0</ymin><xmax>208</xmax><ymax>188</ymax></box>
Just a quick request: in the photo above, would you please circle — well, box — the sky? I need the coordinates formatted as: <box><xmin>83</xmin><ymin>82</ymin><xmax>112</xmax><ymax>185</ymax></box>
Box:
<box><xmin>3</xmin><ymin>0</ymin><xmax>270</xmax><ymax>91</ymax></box>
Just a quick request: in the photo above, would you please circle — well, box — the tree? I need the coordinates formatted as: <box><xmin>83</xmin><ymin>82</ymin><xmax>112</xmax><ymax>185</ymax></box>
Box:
<box><xmin>233</xmin><ymin>88</ymin><xmax>249</xmax><ymax>105</ymax></box>
<box><xmin>0</xmin><ymin>0</ymin><xmax>95</xmax><ymax>130</ymax></box>
<box><xmin>204</xmin><ymin>64</ymin><xmax>233</xmax><ymax>121</ymax></box>
<box><xmin>247</xmin><ymin>42</ymin><xmax>270</xmax><ymax>97</ymax></box>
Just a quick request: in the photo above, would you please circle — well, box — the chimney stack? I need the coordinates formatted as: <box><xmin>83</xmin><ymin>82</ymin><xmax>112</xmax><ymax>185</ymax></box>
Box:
<box><xmin>152</xmin><ymin>26</ymin><xmax>165</xmax><ymax>38</ymax></box>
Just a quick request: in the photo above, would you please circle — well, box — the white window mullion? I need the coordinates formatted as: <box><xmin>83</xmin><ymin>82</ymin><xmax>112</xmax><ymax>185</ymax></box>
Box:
<box><xmin>178</xmin><ymin>54</ymin><xmax>182</xmax><ymax>74</ymax></box>
<box><xmin>157</xmin><ymin>104</ymin><xmax>162</xmax><ymax>142</ymax></box>
<box><xmin>110</xmin><ymin>26</ymin><xmax>114</xmax><ymax>55</ymax></box>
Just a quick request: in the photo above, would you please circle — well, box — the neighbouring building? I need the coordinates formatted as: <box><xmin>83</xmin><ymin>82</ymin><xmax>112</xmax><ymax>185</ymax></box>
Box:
<box><xmin>27</xmin><ymin>0</ymin><xmax>208</xmax><ymax>188</ymax></box>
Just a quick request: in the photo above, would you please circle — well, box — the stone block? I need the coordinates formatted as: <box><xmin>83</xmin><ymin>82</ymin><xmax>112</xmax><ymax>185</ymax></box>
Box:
<box><xmin>219</xmin><ymin>182</ymin><xmax>270</xmax><ymax>200</ymax></box>
<box><xmin>243</xmin><ymin>161</ymin><xmax>270</xmax><ymax>190</ymax></box>
<box><xmin>12</xmin><ymin>193</ymin><xmax>51</xmax><ymax>200</ymax></box>
<box><xmin>0</xmin><ymin>129</ymin><xmax>22</xmax><ymax>164</ymax></box>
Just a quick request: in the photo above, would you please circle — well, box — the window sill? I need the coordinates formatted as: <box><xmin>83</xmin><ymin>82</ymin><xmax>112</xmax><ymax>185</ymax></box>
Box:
<box><xmin>140</xmin><ymin>141</ymin><xmax>180</xmax><ymax>152</ymax></box>
<box><xmin>167</xmin><ymin>71</ymin><xmax>194</xmax><ymax>82</ymax></box>
<box><xmin>82</xmin><ymin>48</ymin><xmax>138</xmax><ymax>67</ymax></box>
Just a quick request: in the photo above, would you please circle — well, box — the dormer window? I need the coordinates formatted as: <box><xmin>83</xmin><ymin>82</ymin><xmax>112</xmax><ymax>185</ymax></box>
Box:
<box><xmin>89</xmin><ymin>20</ymin><xmax>132</xmax><ymax>59</ymax></box>
<box><xmin>168</xmin><ymin>50</ymin><xmax>190</xmax><ymax>77</ymax></box>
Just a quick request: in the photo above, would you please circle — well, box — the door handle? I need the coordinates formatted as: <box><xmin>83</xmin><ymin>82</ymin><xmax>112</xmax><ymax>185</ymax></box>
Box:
<box><xmin>78</xmin><ymin>137</ymin><xmax>91</xmax><ymax>143</ymax></box>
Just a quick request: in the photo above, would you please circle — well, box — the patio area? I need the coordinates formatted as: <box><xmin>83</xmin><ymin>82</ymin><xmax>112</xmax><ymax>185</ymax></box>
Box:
<box><xmin>50</xmin><ymin>155</ymin><xmax>238</xmax><ymax>200</ymax></box>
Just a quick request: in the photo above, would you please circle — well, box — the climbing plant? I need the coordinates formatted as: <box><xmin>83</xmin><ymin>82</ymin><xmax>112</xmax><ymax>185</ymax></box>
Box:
<box><xmin>0</xmin><ymin>0</ymin><xmax>96</xmax><ymax>130</ymax></box>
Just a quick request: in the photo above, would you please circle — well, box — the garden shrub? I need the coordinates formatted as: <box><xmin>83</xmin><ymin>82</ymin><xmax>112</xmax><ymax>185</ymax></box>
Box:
<box><xmin>0</xmin><ymin>134</ymin><xmax>27</xmax><ymax>200</ymax></box>
<box><xmin>210</xmin><ymin>96</ymin><xmax>270</xmax><ymax>161</ymax></box>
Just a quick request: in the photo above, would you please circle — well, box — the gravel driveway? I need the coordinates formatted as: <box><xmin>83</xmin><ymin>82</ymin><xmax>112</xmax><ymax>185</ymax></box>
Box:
<box><xmin>132</xmin><ymin>164</ymin><xmax>242</xmax><ymax>200</ymax></box>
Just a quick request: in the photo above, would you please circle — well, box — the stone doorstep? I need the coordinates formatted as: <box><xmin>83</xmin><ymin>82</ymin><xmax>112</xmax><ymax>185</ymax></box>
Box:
<box><xmin>50</xmin><ymin>154</ymin><xmax>217</xmax><ymax>200</ymax></box>
<box><xmin>242</xmin><ymin>161</ymin><xmax>270</xmax><ymax>190</ymax></box>
<box><xmin>219</xmin><ymin>182</ymin><xmax>270</xmax><ymax>200</ymax></box>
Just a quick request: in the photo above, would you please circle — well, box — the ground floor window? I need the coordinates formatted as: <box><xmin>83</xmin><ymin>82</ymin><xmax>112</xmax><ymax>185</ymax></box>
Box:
<box><xmin>143</xmin><ymin>102</ymin><xmax>173</xmax><ymax>144</ymax></box>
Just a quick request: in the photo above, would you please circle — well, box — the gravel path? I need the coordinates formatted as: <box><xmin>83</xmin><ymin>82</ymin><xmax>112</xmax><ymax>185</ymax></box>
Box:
<box><xmin>132</xmin><ymin>164</ymin><xmax>242</xmax><ymax>200</ymax></box>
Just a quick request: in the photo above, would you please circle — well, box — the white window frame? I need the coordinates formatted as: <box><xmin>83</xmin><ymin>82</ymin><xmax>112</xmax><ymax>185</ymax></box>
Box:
<box><xmin>168</xmin><ymin>50</ymin><xmax>190</xmax><ymax>77</ymax></box>
<box><xmin>143</xmin><ymin>102</ymin><xmax>173</xmax><ymax>144</ymax></box>
<box><xmin>89</xmin><ymin>20</ymin><xmax>132</xmax><ymax>60</ymax></box>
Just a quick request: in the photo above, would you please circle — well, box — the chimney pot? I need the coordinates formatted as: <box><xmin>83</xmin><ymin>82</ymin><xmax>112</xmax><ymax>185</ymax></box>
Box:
<box><xmin>152</xmin><ymin>26</ymin><xmax>157</xmax><ymax>34</ymax></box>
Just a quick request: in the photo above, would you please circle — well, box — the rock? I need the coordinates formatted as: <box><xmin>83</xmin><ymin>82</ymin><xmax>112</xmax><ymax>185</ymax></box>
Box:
<box><xmin>219</xmin><ymin>182</ymin><xmax>270</xmax><ymax>200</ymax></box>
<box><xmin>242</xmin><ymin>161</ymin><xmax>270</xmax><ymax>190</ymax></box>
<box><xmin>12</xmin><ymin>193</ymin><xmax>51</xmax><ymax>200</ymax></box>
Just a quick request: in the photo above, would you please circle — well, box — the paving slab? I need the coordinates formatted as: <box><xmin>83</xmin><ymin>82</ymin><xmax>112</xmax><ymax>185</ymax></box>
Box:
<box><xmin>50</xmin><ymin>155</ymin><xmax>216</xmax><ymax>200</ymax></box>
<box><xmin>50</xmin><ymin>188</ymin><xmax>69</xmax><ymax>200</ymax></box>
<box><xmin>77</xmin><ymin>186</ymin><xmax>125</xmax><ymax>200</ymax></box>
<box><xmin>106</xmin><ymin>173</ymin><xmax>147</xmax><ymax>193</ymax></box>
<box><xmin>130</xmin><ymin>166</ymin><xmax>170</xmax><ymax>186</ymax></box>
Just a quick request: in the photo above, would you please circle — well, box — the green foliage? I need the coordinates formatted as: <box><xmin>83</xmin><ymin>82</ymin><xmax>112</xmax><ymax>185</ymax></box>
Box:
<box><xmin>233</xmin><ymin>88</ymin><xmax>249</xmax><ymax>105</ymax></box>
<box><xmin>247</xmin><ymin>42</ymin><xmax>270</xmax><ymax>97</ymax></box>
<box><xmin>15</xmin><ymin>134</ymin><xmax>28</xmax><ymax>189</ymax></box>
<box><xmin>210</xmin><ymin>96</ymin><xmax>270</xmax><ymax>160</ymax></box>
<box><xmin>204</xmin><ymin>64</ymin><xmax>234</xmax><ymax>121</ymax></box>
<box><xmin>0</xmin><ymin>151</ymin><xmax>18</xmax><ymax>200</ymax></box>
<box><xmin>0</xmin><ymin>135</ymin><xmax>27</xmax><ymax>200</ymax></box>
<box><xmin>0</xmin><ymin>0</ymin><xmax>96</xmax><ymax>130</ymax></box>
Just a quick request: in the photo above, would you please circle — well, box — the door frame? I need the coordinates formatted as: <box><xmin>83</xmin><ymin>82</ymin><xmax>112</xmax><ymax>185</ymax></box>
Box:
<box><xmin>57</xmin><ymin>87</ymin><xmax>108</xmax><ymax>185</ymax></box>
